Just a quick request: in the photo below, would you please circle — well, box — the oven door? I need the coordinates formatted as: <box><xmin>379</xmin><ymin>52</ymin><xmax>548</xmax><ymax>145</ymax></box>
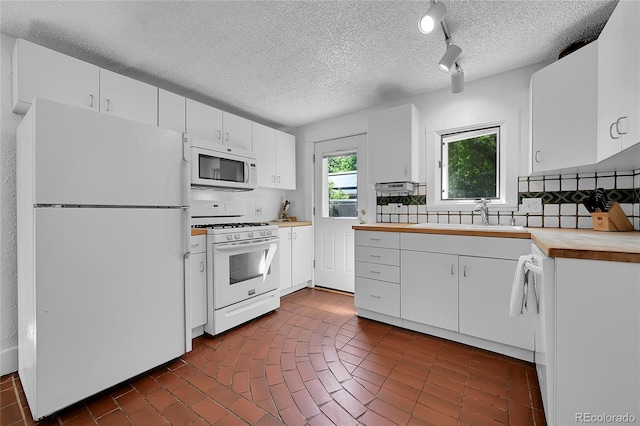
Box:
<box><xmin>211</xmin><ymin>239</ymin><xmax>279</xmax><ymax>309</ymax></box>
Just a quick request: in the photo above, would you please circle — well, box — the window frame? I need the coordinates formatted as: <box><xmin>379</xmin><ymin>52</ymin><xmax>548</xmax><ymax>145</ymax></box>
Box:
<box><xmin>441</xmin><ymin>126</ymin><xmax>500</xmax><ymax>201</ymax></box>
<box><xmin>428</xmin><ymin>120</ymin><xmax>516</xmax><ymax>211</ymax></box>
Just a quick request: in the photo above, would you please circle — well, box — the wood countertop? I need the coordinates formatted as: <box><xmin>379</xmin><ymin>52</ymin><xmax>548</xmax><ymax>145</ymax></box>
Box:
<box><xmin>352</xmin><ymin>223</ymin><xmax>640</xmax><ymax>263</ymax></box>
<box><xmin>191</xmin><ymin>228</ymin><xmax>207</xmax><ymax>236</ymax></box>
<box><xmin>529</xmin><ymin>229</ymin><xmax>640</xmax><ymax>263</ymax></box>
<box><xmin>269</xmin><ymin>221</ymin><xmax>312</xmax><ymax>228</ymax></box>
<box><xmin>352</xmin><ymin>223</ymin><xmax>531</xmax><ymax>239</ymax></box>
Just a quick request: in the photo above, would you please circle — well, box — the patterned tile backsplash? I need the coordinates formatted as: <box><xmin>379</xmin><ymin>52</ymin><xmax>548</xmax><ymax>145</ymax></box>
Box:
<box><xmin>376</xmin><ymin>169</ymin><xmax>640</xmax><ymax>231</ymax></box>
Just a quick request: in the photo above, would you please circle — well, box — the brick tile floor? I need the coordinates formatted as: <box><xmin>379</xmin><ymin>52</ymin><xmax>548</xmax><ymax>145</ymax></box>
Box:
<box><xmin>0</xmin><ymin>288</ymin><xmax>546</xmax><ymax>425</ymax></box>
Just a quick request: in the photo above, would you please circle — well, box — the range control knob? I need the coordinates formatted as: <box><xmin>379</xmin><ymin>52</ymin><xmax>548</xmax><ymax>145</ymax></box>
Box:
<box><xmin>248</xmin><ymin>232</ymin><xmax>254</xmax><ymax>238</ymax></box>
<box><xmin>226</xmin><ymin>235</ymin><xmax>233</xmax><ymax>241</ymax></box>
<box><xmin>260</xmin><ymin>231</ymin><xmax>266</xmax><ymax>237</ymax></box>
<box><xmin>234</xmin><ymin>234</ymin><xmax>241</xmax><ymax>240</ymax></box>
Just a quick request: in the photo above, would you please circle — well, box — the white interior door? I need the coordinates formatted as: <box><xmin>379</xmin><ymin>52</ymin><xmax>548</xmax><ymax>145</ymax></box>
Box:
<box><xmin>314</xmin><ymin>134</ymin><xmax>367</xmax><ymax>292</ymax></box>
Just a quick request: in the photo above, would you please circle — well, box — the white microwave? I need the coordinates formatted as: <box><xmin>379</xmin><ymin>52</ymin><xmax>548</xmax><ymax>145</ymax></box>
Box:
<box><xmin>191</xmin><ymin>144</ymin><xmax>257</xmax><ymax>191</ymax></box>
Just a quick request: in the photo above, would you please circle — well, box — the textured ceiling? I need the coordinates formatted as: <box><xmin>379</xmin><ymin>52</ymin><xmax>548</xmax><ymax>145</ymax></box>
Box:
<box><xmin>0</xmin><ymin>0</ymin><xmax>617</xmax><ymax>129</ymax></box>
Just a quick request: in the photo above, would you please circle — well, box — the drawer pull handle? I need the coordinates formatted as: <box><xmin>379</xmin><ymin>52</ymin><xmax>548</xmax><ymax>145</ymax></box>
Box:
<box><xmin>450</xmin><ymin>264</ymin><xmax>454</xmax><ymax>275</ymax></box>
<box><xmin>191</xmin><ymin>243</ymin><xmax>200</xmax><ymax>248</ymax></box>
<box><xmin>463</xmin><ymin>265</ymin><xmax>467</xmax><ymax>277</ymax></box>
<box><xmin>370</xmin><ymin>254</ymin><xmax>381</xmax><ymax>258</ymax></box>
<box><xmin>371</xmin><ymin>294</ymin><xmax>381</xmax><ymax>299</ymax></box>
<box><xmin>371</xmin><ymin>270</ymin><xmax>381</xmax><ymax>274</ymax></box>
<box><xmin>370</xmin><ymin>238</ymin><xmax>381</xmax><ymax>241</ymax></box>
<box><xmin>200</xmin><ymin>261</ymin><xmax>205</xmax><ymax>272</ymax></box>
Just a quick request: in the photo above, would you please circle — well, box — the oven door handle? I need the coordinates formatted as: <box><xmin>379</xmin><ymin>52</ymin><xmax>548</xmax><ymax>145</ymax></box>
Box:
<box><xmin>263</xmin><ymin>243</ymin><xmax>278</xmax><ymax>282</ymax></box>
<box><xmin>214</xmin><ymin>238</ymin><xmax>279</xmax><ymax>251</ymax></box>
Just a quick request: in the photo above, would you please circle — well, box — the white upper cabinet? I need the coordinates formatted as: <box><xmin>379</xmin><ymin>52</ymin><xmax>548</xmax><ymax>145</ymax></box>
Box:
<box><xmin>252</xmin><ymin>122</ymin><xmax>277</xmax><ymax>187</ymax></box>
<box><xmin>597</xmin><ymin>0</ymin><xmax>640</xmax><ymax>161</ymax></box>
<box><xmin>99</xmin><ymin>69</ymin><xmax>157</xmax><ymax>126</ymax></box>
<box><xmin>368</xmin><ymin>104</ymin><xmax>419</xmax><ymax>184</ymax></box>
<box><xmin>12</xmin><ymin>39</ymin><xmax>99</xmax><ymax>114</ymax></box>
<box><xmin>158</xmin><ymin>89</ymin><xmax>186</xmax><ymax>133</ymax></box>
<box><xmin>530</xmin><ymin>41</ymin><xmax>598</xmax><ymax>175</ymax></box>
<box><xmin>185</xmin><ymin>99</ymin><xmax>223</xmax><ymax>147</ymax></box>
<box><xmin>275</xmin><ymin>130</ymin><xmax>296</xmax><ymax>190</ymax></box>
<box><xmin>252</xmin><ymin>123</ymin><xmax>296</xmax><ymax>190</ymax></box>
<box><xmin>186</xmin><ymin>100</ymin><xmax>252</xmax><ymax>151</ymax></box>
<box><xmin>222</xmin><ymin>112</ymin><xmax>252</xmax><ymax>152</ymax></box>
<box><xmin>12</xmin><ymin>39</ymin><xmax>156</xmax><ymax>126</ymax></box>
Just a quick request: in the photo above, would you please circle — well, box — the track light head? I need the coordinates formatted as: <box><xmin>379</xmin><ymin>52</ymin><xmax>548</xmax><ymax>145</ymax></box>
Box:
<box><xmin>451</xmin><ymin>70</ymin><xmax>465</xmax><ymax>93</ymax></box>
<box><xmin>418</xmin><ymin>2</ymin><xmax>447</xmax><ymax>34</ymax></box>
<box><xmin>438</xmin><ymin>44</ymin><xmax>462</xmax><ymax>72</ymax></box>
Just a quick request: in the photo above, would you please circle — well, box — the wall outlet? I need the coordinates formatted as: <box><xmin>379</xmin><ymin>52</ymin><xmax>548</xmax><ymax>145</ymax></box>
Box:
<box><xmin>388</xmin><ymin>203</ymin><xmax>404</xmax><ymax>213</ymax></box>
<box><xmin>520</xmin><ymin>198</ymin><xmax>542</xmax><ymax>214</ymax></box>
<box><xmin>255</xmin><ymin>205</ymin><xmax>263</xmax><ymax>216</ymax></box>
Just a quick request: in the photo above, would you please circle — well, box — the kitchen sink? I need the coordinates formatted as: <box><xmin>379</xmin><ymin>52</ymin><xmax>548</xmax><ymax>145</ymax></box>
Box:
<box><xmin>409</xmin><ymin>223</ymin><xmax>527</xmax><ymax>232</ymax></box>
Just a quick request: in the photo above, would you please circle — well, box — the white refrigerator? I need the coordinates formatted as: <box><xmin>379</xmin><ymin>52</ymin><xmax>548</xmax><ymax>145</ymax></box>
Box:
<box><xmin>16</xmin><ymin>98</ymin><xmax>191</xmax><ymax>420</ymax></box>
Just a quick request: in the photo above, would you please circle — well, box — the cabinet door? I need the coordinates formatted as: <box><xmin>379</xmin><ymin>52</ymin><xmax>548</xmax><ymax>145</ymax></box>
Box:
<box><xmin>597</xmin><ymin>0</ymin><xmax>640</xmax><ymax>160</ymax></box>
<box><xmin>355</xmin><ymin>277</ymin><xmax>400</xmax><ymax>317</ymax></box>
<box><xmin>190</xmin><ymin>252</ymin><xmax>207</xmax><ymax>328</ymax></box>
<box><xmin>530</xmin><ymin>42</ymin><xmax>598</xmax><ymax>174</ymax></box>
<box><xmin>291</xmin><ymin>226</ymin><xmax>313</xmax><ymax>286</ymax></box>
<box><xmin>278</xmin><ymin>228</ymin><xmax>292</xmax><ymax>292</ymax></box>
<box><xmin>99</xmin><ymin>69</ymin><xmax>158</xmax><ymax>126</ymax></box>
<box><xmin>186</xmin><ymin>99</ymin><xmax>223</xmax><ymax>149</ymax></box>
<box><xmin>401</xmin><ymin>251</ymin><xmax>458</xmax><ymax>331</ymax></box>
<box><xmin>252</xmin><ymin>122</ymin><xmax>277</xmax><ymax>188</ymax></box>
<box><xmin>222</xmin><ymin>112</ymin><xmax>252</xmax><ymax>151</ymax></box>
<box><xmin>555</xmin><ymin>258</ymin><xmax>640</xmax><ymax>425</ymax></box>
<box><xmin>275</xmin><ymin>130</ymin><xmax>296</xmax><ymax>190</ymax></box>
<box><xmin>12</xmin><ymin>39</ymin><xmax>99</xmax><ymax>114</ymax></box>
<box><xmin>458</xmin><ymin>256</ymin><xmax>533</xmax><ymax>350</ymax></box>
<box><xmin>367</xmin><ymin>104</ymin><xmax>418</xmax><ymax>183</ymax></box>
<box><xmin>158</xmin><ymin>89</ymin><xmax>185</xmax><ymax>133</ymax></box>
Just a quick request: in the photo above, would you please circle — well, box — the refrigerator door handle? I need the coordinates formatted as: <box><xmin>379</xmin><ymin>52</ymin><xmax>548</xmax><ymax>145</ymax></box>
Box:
<box><xmin>182</xmin><ymin>206</ymin><xmax>192</xmax><ymax>352</ymax></box>
<box><xmin>182</xmin><ymin>133</ymin><xmax>191</xmax><ymax>207</ymax></box>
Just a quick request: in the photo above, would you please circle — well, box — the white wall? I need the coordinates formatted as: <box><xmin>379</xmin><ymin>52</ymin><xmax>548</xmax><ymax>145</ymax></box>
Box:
<box><xmin>288</xmin><ymin>62</ymin><xmax>549</xmax><ymax>222</ymax></box>
<box><xmin>1</xmin><ymin>34</ymin><xmax>21</xmax><ymax>375</ymax></box>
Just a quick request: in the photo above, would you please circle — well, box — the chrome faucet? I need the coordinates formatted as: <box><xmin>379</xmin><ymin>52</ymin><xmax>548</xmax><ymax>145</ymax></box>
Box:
<box><xmin>473</xmin><ymin>198</ymin><xmax>490</xmax><ymax>225</ymax></box>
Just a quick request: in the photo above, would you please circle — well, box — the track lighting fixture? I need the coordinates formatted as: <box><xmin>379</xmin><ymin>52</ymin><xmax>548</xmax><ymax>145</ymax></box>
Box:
<box><xmin>418</xmin><ymin>0</ymin><xmax>465</xmax><ymax>93</ymax></box>
<box><xmin>417</xmin><ymin>2</ymin><xmax>447</xmax><ymax>34</ymax></box>
<box><xmin>438</xmin><ymin>43</ymin><xmax>462</xmax><ymax>72</ymax></box>
<box><xmin>451</xmin><ymin>70</ymin><xmax>464</xmax><ymax>93</ymax></box>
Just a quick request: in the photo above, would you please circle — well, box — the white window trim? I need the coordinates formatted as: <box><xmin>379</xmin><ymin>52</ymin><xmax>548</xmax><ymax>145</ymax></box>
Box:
<box><xmin>427</xmin><ymin>120</ymin><xmax>519</xmax><ymax>212</ymax></box>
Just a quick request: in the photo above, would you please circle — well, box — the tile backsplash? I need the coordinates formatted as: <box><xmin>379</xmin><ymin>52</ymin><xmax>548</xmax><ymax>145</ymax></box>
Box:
<box><xmin>376</xmin><ymin>169</ymin><xmax>640</xmax><ymax>231</ymax></box>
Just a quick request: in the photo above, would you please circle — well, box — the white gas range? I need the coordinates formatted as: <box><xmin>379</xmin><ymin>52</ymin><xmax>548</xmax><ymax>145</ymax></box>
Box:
<box><xmin>191</xmin><ymin>201</ymin><xmax>280</xmax><ymax>335</ymax></box>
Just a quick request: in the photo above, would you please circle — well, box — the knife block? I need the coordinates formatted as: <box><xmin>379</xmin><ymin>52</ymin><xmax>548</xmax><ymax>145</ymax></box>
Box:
<box><xmin>590</xmin><ymin>202</ymin><xmax>634</xmax><ymax>231</ymax></box>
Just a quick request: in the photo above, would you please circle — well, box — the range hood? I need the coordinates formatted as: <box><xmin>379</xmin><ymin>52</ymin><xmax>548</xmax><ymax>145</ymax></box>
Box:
<box><xmin>374</xmin><ymin>181</ymin><xmax>417</xmax><ymax>194</ymax></box>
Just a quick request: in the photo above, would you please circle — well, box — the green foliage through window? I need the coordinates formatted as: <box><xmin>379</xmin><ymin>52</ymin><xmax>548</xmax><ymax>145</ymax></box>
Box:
<box><xmin>328</xmin><ymin>155</ymin><xmax>357</xmax><ymax>173</ymax></box>
<box><xmin>442</xmin><ymin>129</ymin><xmax>498</xmax><ymax>200</ymax></box>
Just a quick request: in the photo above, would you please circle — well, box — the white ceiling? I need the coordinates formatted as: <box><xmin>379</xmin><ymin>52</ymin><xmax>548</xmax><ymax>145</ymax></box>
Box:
<box><xmin>0</xmin><ymin>0</ymin><xmax>616</xmax><ymax>129</ymax></box>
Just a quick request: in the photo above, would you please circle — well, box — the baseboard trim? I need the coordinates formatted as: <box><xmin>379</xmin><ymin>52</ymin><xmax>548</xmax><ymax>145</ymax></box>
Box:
<box><xmin>1</xmin><ymin>345</ymin><xmax>18</xmax><ymax>375</ymax></box>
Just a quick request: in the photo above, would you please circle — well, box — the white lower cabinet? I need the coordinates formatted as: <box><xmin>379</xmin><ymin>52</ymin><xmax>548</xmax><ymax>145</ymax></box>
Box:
<box><xmin>401</xmin><ymin>251</ymin><xmax>458</xmax><ymax>331</ymax></box>
<box><xmin>458</xmin><ymin>256</ymin><xmax>534</xmax><ymax>350</ymax></box>
<box><xmin>189</xmin><ymin>235</ymin><xmax>207</xmax><ymax>335</ymax></box>
<box><xmin>553</xmin><ymin>258</ymin><xmax>640</xmax><ymax>425</ymax></box>
<box><xmin>354</xmin><ymin>231</ymin><xmax>401</xmax><ymax>320</ymax></box>
<box><xmin>354</xmin><ymin>230</ymin><xmax>534</xmax><ymax>359</ymax></box>
<box><xmin>278</xmin><ymin>225</ymin><xmax>313</xmax><ymax>295</ymax></box>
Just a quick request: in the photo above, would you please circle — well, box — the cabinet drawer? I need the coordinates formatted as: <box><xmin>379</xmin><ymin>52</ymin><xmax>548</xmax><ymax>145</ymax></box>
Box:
<box><xmin>190</xmin><ymin>235</ymin><xmax>206</xmax><ymax>254</ymax></box>
<box><xmin>355</xmin><ymin>277</ymin><xmax>400</xmax><ymax>318</ymax></box>
<box><xmin>355</xmin><ymin>261</ymin><xmax>400</xmax><ymax>283</ymax></box>
<box><xmin>355</xmin><ymin>231</ymin><xmax>399</xmax><ymax>249</ymax></box>
<box><xmin>355</xmin><ymin>246</ymin><xmax>399</xmax><ymax>266</ymax></box>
